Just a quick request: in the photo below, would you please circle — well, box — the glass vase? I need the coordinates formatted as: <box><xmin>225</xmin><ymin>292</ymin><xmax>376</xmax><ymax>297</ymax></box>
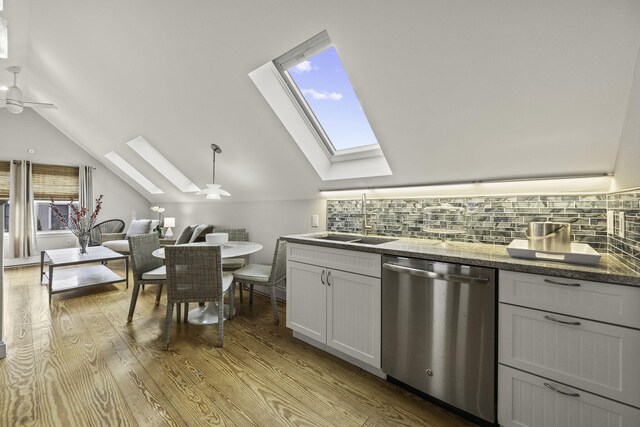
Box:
<box><xmin>78</xmin><ymin>232</ymin><xmax>90</xmax><ymax>254</ymax></box>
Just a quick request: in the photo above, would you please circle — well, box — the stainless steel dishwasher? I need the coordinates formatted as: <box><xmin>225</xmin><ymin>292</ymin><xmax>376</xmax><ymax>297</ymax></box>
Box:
<box><xmin>382</xmin><ymin>255</ymin><xmax>496</xmax><ymax>424</ymax></box>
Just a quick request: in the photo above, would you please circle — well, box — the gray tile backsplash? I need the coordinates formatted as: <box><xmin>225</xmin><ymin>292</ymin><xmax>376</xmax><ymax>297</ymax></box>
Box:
<box><xmin>608</xmin><ymin>191</ymin><xmax>640</xmax><ymax>274</ymax></box>
<box><xmin>327</xmin><ymin>190</ymin><xmax>640</xmax><ymax>274</ymax></box>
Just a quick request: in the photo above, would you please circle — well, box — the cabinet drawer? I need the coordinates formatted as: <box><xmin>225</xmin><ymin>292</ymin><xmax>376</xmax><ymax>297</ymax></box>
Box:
<box><xmin>500</xmin><ymin>270</ymin><xmax>640</xmax><ymax>329</ymax></box>
<box><xmin>499</xmin><ymin>304</ymin><xmax>640</xmax><ymax>407</ymax></box>
<box><xmin>288</xmin><ymin>243</ymin><xmax>381</xmax><ymax>278</ymax></box>
<box><xmin>498</xmin><ymin>365</ymin><xmax>640</xmax><ymax>427</ymax></box>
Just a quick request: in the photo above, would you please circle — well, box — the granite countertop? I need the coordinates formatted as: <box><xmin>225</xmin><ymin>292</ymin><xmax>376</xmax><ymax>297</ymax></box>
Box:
<box><xmin>282</xmin><ymin>232</ymin><xmax>640</xmax><ymax>287</ymax></box>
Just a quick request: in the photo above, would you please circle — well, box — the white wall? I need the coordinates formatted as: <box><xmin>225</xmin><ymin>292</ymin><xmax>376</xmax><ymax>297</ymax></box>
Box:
<box><xmin>0</xmin><ymin>109</ymin><xmax>150</xmax><ymax>254</ymax></box>
<box><xmin>164</xmin><ymin>199</ymin><xmax>327</xmax><ymax>265</ymax></box>
<box><xmin>612</xmin><ymin>48</ymin><xmax>640</xmax><ymax>191</ymax></box>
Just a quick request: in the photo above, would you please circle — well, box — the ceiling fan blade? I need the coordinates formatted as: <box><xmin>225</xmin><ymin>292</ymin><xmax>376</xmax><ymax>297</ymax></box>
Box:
<box><xmin>23</xmin><ymin>101</ymin><xmax>57</xmax><ymax>109</ymax></box>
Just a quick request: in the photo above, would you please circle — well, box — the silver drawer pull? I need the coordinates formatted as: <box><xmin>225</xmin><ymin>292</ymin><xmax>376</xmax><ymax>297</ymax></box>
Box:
<box><xmin>321</xmin><ymin>270</ymin><xmax>326</xmax><ymax>285</ymax></box>
<box><xmin>544</xmin><ymin>315</ymin><xmax>581</xmax><ymax>326</ymax></box>
<box><xmin>327</xmin><ymin>271</ymin><xmax>332</xmax><ymax>286</ymax></box>
<box><xmin>544</xmin><ymin>382</ymin><xmax>580</xmax><ymax>397</ymax></box>
<box><xmin>544</xmin><ymin>278</ymin><xmax>581</xmax><ymax>287</ymax></box>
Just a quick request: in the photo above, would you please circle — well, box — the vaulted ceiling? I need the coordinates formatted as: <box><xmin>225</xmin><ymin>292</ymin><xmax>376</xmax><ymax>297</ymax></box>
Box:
<box><xmin>1</xmin><ymin>0</ymin><xmax>639</xmax><ymax>202</ymax></box>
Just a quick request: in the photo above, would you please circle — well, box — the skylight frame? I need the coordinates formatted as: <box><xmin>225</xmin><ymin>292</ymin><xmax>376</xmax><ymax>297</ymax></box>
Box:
<box><xmin>126</xmin><ymin>136</ymin><xmax>200</xmax><ymax>193</ymax></box>
<box><xmin>104</xmin><ymin>151</ymin><xmax>164</xmax><ymax>195</ymax></box>
<box><xmin>274</xmin><ymin>31</ymin><xmax>382</xmax><ymax>162</ymax></box>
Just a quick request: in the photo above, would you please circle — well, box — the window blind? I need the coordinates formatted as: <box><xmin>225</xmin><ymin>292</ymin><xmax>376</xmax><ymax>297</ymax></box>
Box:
<box><xmin>0</xmin><ymin>161</ymin><xmax>9</xmax><ymax>199</ymax></box>
<box><xmin>32</xmin><ymin>163</ymin><xmax>79</xmax><ymax>201</ymax></box>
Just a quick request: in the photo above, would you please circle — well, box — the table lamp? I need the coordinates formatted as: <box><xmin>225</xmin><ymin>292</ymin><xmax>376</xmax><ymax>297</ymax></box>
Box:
<box><xmin>164</xmin><ymin>217</ymin><xmax>176</xmax><ymax>239</ymax></box>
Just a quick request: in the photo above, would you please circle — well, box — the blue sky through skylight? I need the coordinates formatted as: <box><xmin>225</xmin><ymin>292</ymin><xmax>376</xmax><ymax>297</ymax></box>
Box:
<box><xmin>287</xmin><ymin>47</ymin><xmax>378</xmax><ymax>151</ymax></box>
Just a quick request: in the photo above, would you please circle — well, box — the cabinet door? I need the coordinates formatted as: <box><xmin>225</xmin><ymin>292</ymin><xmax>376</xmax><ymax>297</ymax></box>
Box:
<box><xmin>499</xmin><ymin>303</ymin><xmax>640</xmax><ymax>408</ymax></box>
<box><xmin>286</xmin><ymin>261</ymin><xmax>326</xmax><ymax>342</ymax></box>
<box><xmin>498</xmin><ymin>365</ymin><xmax>640</xmax><ymax>427</ymax></box>
<box><xmin>326</xmin><ymin>268</ymin><xmax>381</xmax><ymax>368</ymax></box>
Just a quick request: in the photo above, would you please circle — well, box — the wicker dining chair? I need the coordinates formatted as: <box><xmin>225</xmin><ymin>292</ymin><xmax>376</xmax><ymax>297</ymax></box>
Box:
<box><xmin>90</xmin><ymin>219</ymin><xmax>125</xmax><ymax>246</ymax></box>
<box><xmin>213</xmin><ymin>228</ymin><xmax>250</xmax><ymax>302</ymax></box>
<box><xmin>164</xmin><ymin>245</ymin><xmax>232</xmax><ymax>350</ymax></box>
<box><xmin>127</xmin><ymin>233</ymin><xmax>166</xmax><ymax>322</ymax></box>
<box><xmin>231</xmin><ymin>239</ymin><xmax>286</xmax><ymax>325</ymax></box>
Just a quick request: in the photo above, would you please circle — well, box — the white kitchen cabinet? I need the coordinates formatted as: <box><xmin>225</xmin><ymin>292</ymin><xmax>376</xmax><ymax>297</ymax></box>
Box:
<box><xmin>286</xmin><ymin>261</ymin><xmax>326</xmax><ymax>342</ymax></box>
<box><xmin>499</xmin><ymin>365</ymin><xmax>640</xmax><ymax>427</ymax></box>
<box><xmin>498</xmin><ymin>271</ymin><xmax>640</xmax><ymax>426</ymax></box>
<box><xmin>286</xmin><ymin>243</ymin><xmax>381</xmax><ymax>369</ymax></box>
<box><xmin>499</xmin><ymin>304</ymin><xmax>640</xmax><ymax>407</ymax></box>
<box><xmin>500</xmin><ymin>270</ymin><xmax>640</xmax><ymax>329</ymax></box>
<box><xmin>326</xmin><ymin>268</ymin><xmax>381</xmax><ymax>367</ymax></box>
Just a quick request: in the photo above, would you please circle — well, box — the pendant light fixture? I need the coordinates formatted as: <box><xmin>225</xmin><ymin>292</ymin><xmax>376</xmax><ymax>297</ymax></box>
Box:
<box><xmin>196</xmin><ymin>144</ymin><xmax>231</xmax><ymax>200</ymax></box>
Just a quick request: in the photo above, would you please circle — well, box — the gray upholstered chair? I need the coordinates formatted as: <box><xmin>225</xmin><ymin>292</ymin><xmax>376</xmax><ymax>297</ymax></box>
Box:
<box><xmin>163</xmin><ymin>245</ymin><xmax>233</xmax><ymax>350</ymax></box>
<box><xmin>231</xmin><ymin>239</ymin><xmax>286</xmax><ymax>325</ymax></box>
<box><xmin>127</xmin><ymin>233</ymin><xmax>166</xmax><ymax>322</ymax></box>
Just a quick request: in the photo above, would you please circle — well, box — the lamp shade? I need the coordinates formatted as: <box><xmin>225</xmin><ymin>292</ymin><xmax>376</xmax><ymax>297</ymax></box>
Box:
<box><xmin>163</xmin><ymin>217</ymin><xmax>175</xmax><ymax>228</ymax></box>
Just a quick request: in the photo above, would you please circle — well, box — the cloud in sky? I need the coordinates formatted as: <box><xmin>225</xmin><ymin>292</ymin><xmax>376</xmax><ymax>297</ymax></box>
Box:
<box><xmin>301</xmin><ymin>88</ymin><xmax>343</xmax><ymax>101</ymax></box>
<box><xmin>291</xmin><ymin>60</ymin><xmax>314</xmax><ymax>73</ymax></box>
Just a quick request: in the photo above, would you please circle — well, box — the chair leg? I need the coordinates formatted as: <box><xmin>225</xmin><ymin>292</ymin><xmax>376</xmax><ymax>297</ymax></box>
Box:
<box><xmin>127</xmin><ymin>283</ymin><xmax>141</xmax><ymax>322</ymax></box>
<box><xmin>270</xmin><ymin>285</ymin><xmax>280</xmax><ymax>326</ymax></box>
<box><xmin>183</xmin><ymin>303</ymin><xmax>189</xmax><ymax>322</ymax></box>
<box><xmin>176</xmin><ymin>303</ymin><xmax>182</xmax><ymax>323</ymax></box>
<box><xmin>238</xmin><ymin>283</ymin><xmax>243</xmax><ymax>304</ymax></box>
<box><xmin>228</xmin><ymin>283</ymin><xmax>235</xmax><ymax>320</ymax></box>
<box><xmin>249</xmin><ymin>284</ymin><xmax>254</xmax><ymax>305</ymax></box>
<box><xmin>155</xmin><ymin>284</ymin><xmax>163</xmax><ymax>306</ymax></box>
<box><xmin>163</xmin><ymin>303</ymin><xmax>174</xmax><ymax>350</ymax></box>
<box><xmin>215</xmin><ymin>293</ymin><xmax>224</xmax><ymax>347</ymax></box>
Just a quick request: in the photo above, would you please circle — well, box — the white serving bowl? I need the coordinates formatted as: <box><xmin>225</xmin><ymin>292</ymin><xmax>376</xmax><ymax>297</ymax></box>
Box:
<box><xmin>206</xmin><ymin>232</ymin><xmax>229</xmax><ymax>246</ymax></box>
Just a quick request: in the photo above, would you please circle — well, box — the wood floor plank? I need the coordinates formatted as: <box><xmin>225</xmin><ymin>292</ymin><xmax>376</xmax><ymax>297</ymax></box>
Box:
<box><xmin>69</xmin><ymin>294</ymin><xmax>185</xmax><ymax>427</ymax></box>
<box><xmin>1</xmin><ymin>265</ymin><xmax>477</xmax><ymax>427</ymax></box>
<box><xmin>31</xmin><ymin>299</ymin><xmax>139</xmax><ymax>426</ymax></box>
<box><xmin>95</xmin><ymin>290</ymin><xmax>240</xmax><ymax>427</ymax></box>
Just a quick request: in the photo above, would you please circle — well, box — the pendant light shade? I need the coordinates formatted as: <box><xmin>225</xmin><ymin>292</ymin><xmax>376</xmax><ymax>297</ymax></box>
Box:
<box><xmin>196</xmin><ymin>144</ymin><xmax>231</xmax><ymax>199</ymax></box>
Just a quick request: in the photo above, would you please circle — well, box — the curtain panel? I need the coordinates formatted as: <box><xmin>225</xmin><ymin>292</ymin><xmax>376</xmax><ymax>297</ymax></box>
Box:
<box><xmin>79</xmin><ymin>166</ymin><xmax>94</xmax><ymax>212</ymax></box>
<box><xmin>9</xmin><ymin>161</ymin><xmax>37</xmax><ymax>258</ymax></box>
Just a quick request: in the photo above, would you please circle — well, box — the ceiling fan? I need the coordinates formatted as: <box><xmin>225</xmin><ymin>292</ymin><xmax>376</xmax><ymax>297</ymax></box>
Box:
<box><xmin>1</xmin><ymin>66</ymin><xmax>57</xmax><ymax>114</ymax></box>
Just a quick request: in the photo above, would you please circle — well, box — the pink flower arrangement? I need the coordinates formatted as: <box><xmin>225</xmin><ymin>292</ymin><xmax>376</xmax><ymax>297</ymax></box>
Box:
<box><xmin>50</xmin><ymin>195</ymin><xmax>104</xmax><ymax>238</ymax></box>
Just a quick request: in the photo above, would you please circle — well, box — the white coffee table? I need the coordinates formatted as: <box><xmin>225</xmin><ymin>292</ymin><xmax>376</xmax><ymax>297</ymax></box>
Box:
<box><xmin>41</xmin><ymin>246</ymin><xmax>129</xmax><ymax>305</ymax></box>
<box><xmin>152</xmin><ymin>241</ymin><xmax>263</xmax><ymax>324</ymax></box>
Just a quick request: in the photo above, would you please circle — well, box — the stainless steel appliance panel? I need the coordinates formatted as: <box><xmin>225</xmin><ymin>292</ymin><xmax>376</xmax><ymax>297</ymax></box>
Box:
<box><xmin>382</xmin><ymin>256</ymin><xmax>496</xmax><ymax>423</ymax></box>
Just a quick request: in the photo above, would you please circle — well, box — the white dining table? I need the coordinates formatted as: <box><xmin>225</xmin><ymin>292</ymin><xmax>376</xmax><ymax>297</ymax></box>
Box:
<box><xmin>152</xmin><ymin>241</ymin><xmax>263</xmax><ymax>324</ymax></box>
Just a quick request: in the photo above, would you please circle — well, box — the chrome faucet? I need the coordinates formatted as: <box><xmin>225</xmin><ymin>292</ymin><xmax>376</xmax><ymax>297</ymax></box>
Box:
<box><xmin>362</xmin><ymin>193</ymin><xmax>373</xmax><ymax>236</ymax></box>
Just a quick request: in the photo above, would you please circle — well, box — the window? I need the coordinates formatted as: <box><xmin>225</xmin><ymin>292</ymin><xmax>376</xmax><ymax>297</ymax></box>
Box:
<box><xmin>274</xmin><ymin>31</ymin><xmax>381</xmax><ymax>159</ymax></box>
<box><xmin>250</xmin><ymin>31</ymin><xmax>392</xmax><ymax>180</ymax></box>
<box><xmin>0</xmin><ymin>163</ymin><xmax>81</xmax><ymax>233</ymax></box>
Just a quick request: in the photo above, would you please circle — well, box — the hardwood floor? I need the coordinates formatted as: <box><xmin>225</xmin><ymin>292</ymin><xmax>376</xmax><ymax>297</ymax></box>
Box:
<box><xmin>0</xmin><ymin>263</ymin><xmax>475</xmax><ymax>426</ymax></box>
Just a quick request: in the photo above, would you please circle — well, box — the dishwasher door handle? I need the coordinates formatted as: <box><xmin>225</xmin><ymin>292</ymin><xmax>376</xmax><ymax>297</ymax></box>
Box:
<box><xmin>383</xmin><ymin>262</ymin><xmax>489</xmax><ymax>285</ymax></box>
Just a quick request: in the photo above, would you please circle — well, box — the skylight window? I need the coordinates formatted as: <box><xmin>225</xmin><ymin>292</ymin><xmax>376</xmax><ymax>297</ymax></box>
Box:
<box><xmin>105</xmin><ymin>151</ymin><xmax>164</xmax><ymax>194</ymax></box>
<box><xmin>275</xmin><ymin>31</ymin><xmax>380</xmax><ymax>158</ymax></box>
<box><xmin>127</xmin><ymin>136</ymin><xmax>200</xmax><ymax>192</ymax></box>
<box><xmin>249</xmin><ymin>31</ymin><xmax>391</xmax><ymax>180</ymax></box>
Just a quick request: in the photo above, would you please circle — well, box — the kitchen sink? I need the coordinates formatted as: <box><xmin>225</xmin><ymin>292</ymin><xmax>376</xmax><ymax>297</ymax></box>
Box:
<box><xmin>314</xmin><ymin>234</ymin><xmax>397</xmax><ymax>245</ymax></box>
<box><xmin>315</xmin><ymin>234</ymin><xmax>362</xmax><ymax>242</ymax></box>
